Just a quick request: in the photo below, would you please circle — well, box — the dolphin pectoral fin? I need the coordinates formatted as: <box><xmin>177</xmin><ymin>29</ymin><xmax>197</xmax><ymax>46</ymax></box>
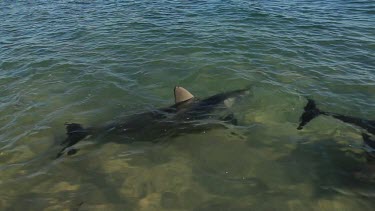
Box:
<box><xmin>221</xmin><ymin>113</ymin><xmax>238</xmax><ymax>125</ymax></box>
<box><xmin>56</xmin><ymin>147</ymin><xmax>80</xmax><ymax>158</ymax></box>
<box><xmin>67</xmin><ymin>148</ymin><xmax>79</xmax><ymax>156</ymax></box>
<box><xmin>362</xmin><ymin>133</ymin><xmax>375</xmax><ymax>150</ymax></box>
<box><xmin>174</xmin><ymin>86</ymin><xmax>194</xmax><ymax>103</ymax></box>
<box><xmin>297</xmin><ymin>99</ymin><xmax>322</xmax><ymax>130</ymax></box>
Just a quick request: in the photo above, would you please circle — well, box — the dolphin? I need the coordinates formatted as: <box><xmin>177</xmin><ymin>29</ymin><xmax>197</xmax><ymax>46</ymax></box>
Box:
<box><xmin>57</xmin><ymin>86</ymin><xmax>251</xmax><ymax>157</ymax></box>
<box><xmin>297</xmin><ymin>99</ymin><xmax>375</xmax><ymax>150</ymax></box>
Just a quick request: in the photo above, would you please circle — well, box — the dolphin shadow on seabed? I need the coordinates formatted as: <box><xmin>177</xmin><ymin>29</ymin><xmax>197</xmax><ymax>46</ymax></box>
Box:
<box><xmin>56</xmin><ymin>86</ymin><xmax>252</xmax><ymax>158</ymax></box>
<box><xmin>297</xmin><ymin>99</ymin><xmax>375</xmax><ymax>181</ymax></box>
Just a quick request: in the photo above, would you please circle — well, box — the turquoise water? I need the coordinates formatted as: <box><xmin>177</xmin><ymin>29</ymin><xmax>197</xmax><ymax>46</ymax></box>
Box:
<box><xmin>1</xmin><ymin>0</ymin><xmax>375</xmax><ymax>210</ymax></box>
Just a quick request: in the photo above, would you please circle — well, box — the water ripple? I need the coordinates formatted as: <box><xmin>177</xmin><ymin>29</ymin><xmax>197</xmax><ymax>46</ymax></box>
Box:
<box><xmin>0</xmin><ymin>0</ymin><xmax>375</xmax><ymax>209</ymax></box>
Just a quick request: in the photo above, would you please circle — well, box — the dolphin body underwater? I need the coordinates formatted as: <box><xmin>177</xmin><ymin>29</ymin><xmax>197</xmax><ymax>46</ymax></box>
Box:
<box><xmin>297</xmin><ymin>99</ymin><xmax>375</xmax><ymax>161</ymax></box>
<box><xmin>57</xmin><ymin>86</ymin><xmax>251</xmax><ymax>158</ymax></box>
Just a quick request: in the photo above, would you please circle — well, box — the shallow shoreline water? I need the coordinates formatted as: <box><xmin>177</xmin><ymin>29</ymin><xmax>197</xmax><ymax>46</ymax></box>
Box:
<box><xmin>1</xmin><ymin>0</ymin><xmax>375</xmax><ymax>210</ymax></box>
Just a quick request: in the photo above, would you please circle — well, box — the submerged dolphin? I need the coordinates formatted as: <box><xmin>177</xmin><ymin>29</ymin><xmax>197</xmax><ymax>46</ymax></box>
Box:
<box><xmin>57</xmin><ymin>86</ymin><xmax>251</xmax><ymax>157</ymax></box>
<box><xmin>298</xmin><ymin>99</ymin><xmax>375</xmax><ymax>180</ymax></box>
<box><xmin>297</xmin><ymin>99</ymin><xmax>375</xmax><ymax>151</ymax></box>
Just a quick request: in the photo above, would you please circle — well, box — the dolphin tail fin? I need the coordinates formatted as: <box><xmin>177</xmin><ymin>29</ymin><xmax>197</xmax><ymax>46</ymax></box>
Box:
<box><xmin>56</xmin><ymin>123</ymin><xmax>89</xmax><ymax>158</ymax></box>
<box><xmin>297</xmin><ymin>99</ymin><xmax>322</xmax><ymax>130</ymax></box>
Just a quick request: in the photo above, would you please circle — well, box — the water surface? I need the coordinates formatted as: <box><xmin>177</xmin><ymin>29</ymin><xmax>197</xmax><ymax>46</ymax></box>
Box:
<box><xmin>1</xmin><ymin>0</ymin><xmax>375</xmax><ymax>210</ymax></box>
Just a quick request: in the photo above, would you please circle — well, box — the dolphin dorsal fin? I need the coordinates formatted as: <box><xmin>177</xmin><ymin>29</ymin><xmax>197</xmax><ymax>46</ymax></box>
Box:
<box><xmin>174</xmin><ymin>86</ymin><xmax>194</xmax><ymax>103</ymax></box>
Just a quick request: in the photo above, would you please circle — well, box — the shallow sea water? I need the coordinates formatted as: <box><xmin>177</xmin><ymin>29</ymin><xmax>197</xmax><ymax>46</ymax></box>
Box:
<box><xmin>1</xmin><ymin>0</ymin><xmax>375</xmax><ymax>210</ymax></box>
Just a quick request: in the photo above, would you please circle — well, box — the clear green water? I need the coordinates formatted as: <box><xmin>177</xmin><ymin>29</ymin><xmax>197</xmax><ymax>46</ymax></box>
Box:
<box><xmin>1</xmin><ymin>0</ymin><xmax>375</xmax><ymax>210</ymax></box>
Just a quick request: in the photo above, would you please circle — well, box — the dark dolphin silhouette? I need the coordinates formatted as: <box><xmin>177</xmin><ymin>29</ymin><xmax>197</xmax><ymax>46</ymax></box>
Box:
<box><xmin>298</xmin><ymin>99</ymin><xmax>375</xmax><ymax>180</ymax></box>
<box><xmin>298</xmin><ymin>99</ymin><xmax>375</xmax><ymax>135</ymax></box>
<box><xmin>297</xmin><ymin>99</ymin><xmax>375</xmax><ymax>154</ymax></box>
<box><xmin>57</xmin><ymin>86</ymin><xmax>251</xmax><ymax>158</ymax></box>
